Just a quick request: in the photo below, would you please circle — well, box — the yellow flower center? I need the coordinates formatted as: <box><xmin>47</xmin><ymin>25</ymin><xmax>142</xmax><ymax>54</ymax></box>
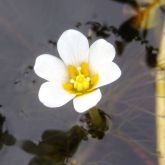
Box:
<box><xmin>63</xmin><ymin>62</ymin><xmax>98</xmax><ymax>95</ymax></box>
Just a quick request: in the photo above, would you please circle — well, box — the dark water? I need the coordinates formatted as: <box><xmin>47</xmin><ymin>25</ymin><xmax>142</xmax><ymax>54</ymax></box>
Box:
<box><xmin>0</xmin><ymin>0</ymin><xmax>163</xmax><ymax>164</ymax></box>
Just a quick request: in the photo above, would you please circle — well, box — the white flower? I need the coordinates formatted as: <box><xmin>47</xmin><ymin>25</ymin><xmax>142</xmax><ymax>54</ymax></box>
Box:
<box><xmin>34</xmin><ymin>29</ymin><xmax>121</xmax><ymax>113</ymax></box>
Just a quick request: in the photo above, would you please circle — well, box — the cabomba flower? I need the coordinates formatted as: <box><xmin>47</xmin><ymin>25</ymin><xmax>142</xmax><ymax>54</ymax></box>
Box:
<box><xmin>34</xmin><ymin>29</ymin><xmax>121</xmax><ymax>113</ymax></box>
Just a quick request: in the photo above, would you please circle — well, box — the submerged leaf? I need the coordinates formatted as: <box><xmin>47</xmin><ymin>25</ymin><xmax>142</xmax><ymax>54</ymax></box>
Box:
<box><xmin>22</xmin><ymin>126</ymin><xmax>87</xmax><ymax>165</ymax></box>
<box><xmin>145</xmin><ymin>45</ymin><xmax>158</xmax><ymax>68</ymax></box>
<box><xmin>1</xmin><ymin>131</ymin><xmax>16</xmax><ymax>145</ymax></box>
<box><xmin>115</xmin><ymin>40</ymin><xmax>126</xmax><ymax>55</ymax></box>
<box><xmin>0</xmin><ymin>114</ymin><xmax>5</xmax><ymax>131</ymax></box>
<box><xmin>29</xmin><ymin>157</ymin><xmax>54</xmax><ymax>165</ymax></box>
<box><xmin>0</xmin><ymin>113</ymin><xmax>16</xmax><ymax>149</ymax></box>
<box><xmin>80</xmin><ymin>108</ymin><xmax>110</xmax><ymax>139</ymax></box>
<box><xmin>86</xmin><ymin>22</ymin><xmax>111</xmax><ymax>38</ymax></box>
<box><xmin>111</xmin><ymin>0</ymin><xmax>139</xmax><ymax>9</ymax></box>
<box><xmin>22</xmin><ymin>141</ymin><xmax>39</xmax><ymax>155</ymax></box>
<box><xmin>118</xmin><ymin>17</ymin><xmax>139</xmax><ymax>42</ymax></box>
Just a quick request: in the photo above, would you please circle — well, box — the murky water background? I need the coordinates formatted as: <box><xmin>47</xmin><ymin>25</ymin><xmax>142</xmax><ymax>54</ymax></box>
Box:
<box><xmin>0</xmin><ymin>0</ymin><xmax>163</xmax><ymax>164</ymax></box>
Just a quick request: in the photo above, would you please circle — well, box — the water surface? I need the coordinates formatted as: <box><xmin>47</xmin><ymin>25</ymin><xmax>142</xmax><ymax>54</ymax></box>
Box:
<box><xmin>0</xmin><ymin>0</ymin><xmax>162</xmax><ymax>164</ymax></box>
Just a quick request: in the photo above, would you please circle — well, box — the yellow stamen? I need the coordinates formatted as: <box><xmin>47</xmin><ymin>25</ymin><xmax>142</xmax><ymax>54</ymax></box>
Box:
<box><xmin>63</xmin><ymin>62</ymin><xmax>99</xmax><ymax>94</ymax></box>
<box><xmin>63</xmin><ymin>83</ymin><xmax>74</xmax><ymax>92</ymax></box>
<box><xmin>80</xmin><ymin>62</ymin><xmax>89</xmax><ymax>77</ymax></box>
<box><xmin>68</xmin><ymin>65</ymin><xmax>77</xmax><ymax>79</ymax></box>
<box><xmin>90</xmin><ymin>74</ymin><xmax>99</xmax><ymax>87</ymax></box>
<box><xmin>74</xmin><ymin>74</ymin><xmax>90</xmax><ymax>91</ymax></box>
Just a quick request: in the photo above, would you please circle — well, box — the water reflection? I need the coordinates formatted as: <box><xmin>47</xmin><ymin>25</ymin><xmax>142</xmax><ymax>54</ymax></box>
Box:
<box><xmin>22</xmin><ymin>108</ymin><xmax>110</xmax><ymax>165</ymax></box>
<box><xmin>48</xmin><ymin>10</ymin><xmax>160</xmax><ymax>69</ymax></box>
<box><xmin>72</xmin><ymin>0</ymin><xmax>165</xmax><ymax>69</ymax></box>
<box><xmin>112</xmin><ymin>0</ymin><xmax>164</xmax><ymax>29</ymax></box>
<box><xmin>0</xmin><ymin>113</ymin><xmax>16</xmax><ymax>149</ymax></box>
<box><xmin>84</xmin><ymin>20</ymin><xmax>159</xmax><ymax>68</ymax></box>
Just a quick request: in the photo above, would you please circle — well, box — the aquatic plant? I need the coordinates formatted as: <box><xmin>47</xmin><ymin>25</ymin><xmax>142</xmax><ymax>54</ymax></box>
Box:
<box><xmin>34</xmin><ymin>29</ymin><xmax>121</xmax><ymax>113</ymax></box>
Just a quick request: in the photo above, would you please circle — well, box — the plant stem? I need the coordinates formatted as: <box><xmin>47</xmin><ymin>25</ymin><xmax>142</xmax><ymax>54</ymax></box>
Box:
<box><xmin>88</xmin><ymin>107</ymin><xmax>102</xmax><ymax>128</ymax></box>
<box><xmin>156</xmin><ymin>21</ymin><xmax>165</xmax><ymax>165</ymax></box>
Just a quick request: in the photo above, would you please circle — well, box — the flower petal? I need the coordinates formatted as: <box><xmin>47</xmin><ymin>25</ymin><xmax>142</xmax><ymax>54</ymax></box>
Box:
<box><xmin>73</xmin><ymin>89</ymin><xmax>102</xmax><ymax>113</ymax></box>
<box><xmin>89</xmin><ymin>39</ymin><xmax>121</xmax><ymax>88</ymax></box>
<box><xmin>38</xmin><ymin>82</ymin><xmax>75</xmax><ymax>108</ymax></box>
<box><xmin>34</xmin><ymin>54</ymin><xmax>68</xmax><ymax>82</ymax></box>
<box><xmin>94</xmin><ymin>62</ymin><xmax>121</xmax><ymax>88</ymax></box>
<box><xmin>57</xmin><ymin>29</ymin><xmax>89</xmax><ymax>66</ymax></box>
<box><xmin>89</xmin><ymin>39</ymin><xmax>116</xmax><ymax>69</ymax></box>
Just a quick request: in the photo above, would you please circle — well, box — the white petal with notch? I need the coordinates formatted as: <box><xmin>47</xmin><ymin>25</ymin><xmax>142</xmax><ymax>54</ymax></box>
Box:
<box><xmin>89</xmin><ymin>39</ymin><xmax>121</xmax><ymax>88</ymax></box>
<box><xmin>57</xmin><ymin>29</ymin><xmax>89</xmax><ymax>66</ymax></box>
<box><xmin>94</xmin><ymin>62</ymin><xmax>121</xmax><ymax>88</ymax></box>
<box><xmin>34</xmin><ymin>54</ymin><xmax>68</xmax><ymax>82</ymax></box>
<box><xmin>39</xmin><ymin>82</ymin><xmax>75</xmax><ymax>108</ymax></box>
<box><xmin>89</xmin><ymin>39</ymin><xmax>116</xmax><ymax>72</ymax></box>
<box><xmin>73</xmin><ymin>89</ymin><xmax>102</xmax><ymax>113</ymax></box>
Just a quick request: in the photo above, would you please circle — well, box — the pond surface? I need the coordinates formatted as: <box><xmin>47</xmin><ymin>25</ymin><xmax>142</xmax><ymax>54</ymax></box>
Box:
<box><xmin>0</xmin><ymin>0</ymin><xmax>163</xmax><ymax>165</ymax></box>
